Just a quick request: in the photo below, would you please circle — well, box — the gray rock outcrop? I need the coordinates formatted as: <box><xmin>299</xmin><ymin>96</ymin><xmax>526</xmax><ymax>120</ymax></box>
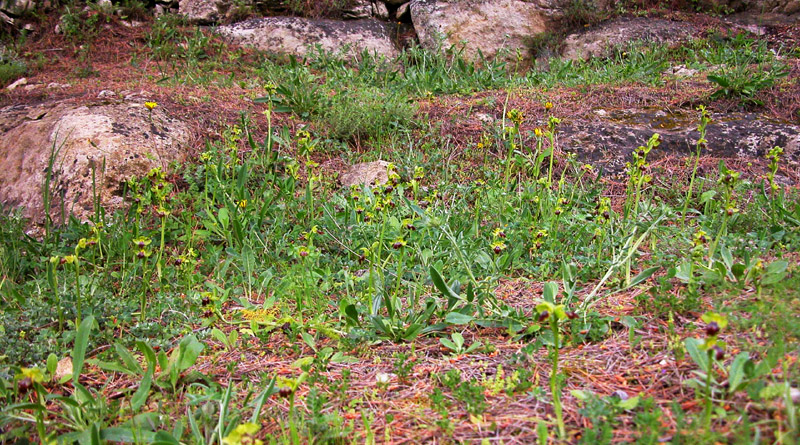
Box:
<box><xmin>558</xmin><ymin>108</ymin><xmax>800</xmax><ymax>173</ymax></box>
<box><xmin>216</xmin><ymin>17</ymin><xmax>404</xmax><ymax>59</ymax></box>
<box><xmin>561</xmin><ymin>17</ymin><xmax>698</xmax><ymax>60</ymax></box>
<box><xmin>0</xmin><ymin>101</ymin><xmax>189</xmax><ymax>223</ymax></box>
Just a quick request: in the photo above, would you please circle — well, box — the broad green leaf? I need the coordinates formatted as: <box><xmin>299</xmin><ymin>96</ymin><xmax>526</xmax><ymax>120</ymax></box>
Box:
<box><xmin>211</xmin><ymin>328</ymin><xmax>228</xmax><ymax>345</ymax></box>
<box><xmin>72</xmin><ymin>315</ymin><xmax>95</xmax><ymax>384</ymax></box>
<box><xmin>451</xmin><ymin>332</ymin><xmax>465</xmax><ymax>350</ymax></box>
<box><xmin>114</xmin><ymin>343</ymin><xmax>143</xmax><ymax>375</ymax></box>
<box><xmin>131</xmin><ymin>366</ymin><xmax>152</xmax><ymax>412</ymax></box>
<box><xmin>727</xmin><ymin>352</ymin><xmax>751</xmax><ymax>393</ymax></box>
<box><xmin>440</xmin><ymin>338</ymin><xmax>457</xmax><ymax>351</ymax></box>
<box><xmin>629</xmin><ymin>266</ymin><xmax>659</xmax><ymax>287</ymax></box>
<box><xmin>430</xmin><ymin>266</ymin><xmax>462</xmax><ymax>302</ymax></box>
<box><xmin>46</xmin><ymin>353</ymin><xmax>58</xmax><ymax>376</ymax></box>
<box><xmin>542</xmin><ymin>282</ymin><xmax>558</xmax><ymax>303</ymax></box>
<box><xmin>570</xmin><ymin>390</ymin><xmax>591</xmax><ymax>401</ymax></box>
<box><xmin>445</xmin><ymin>312</ymin><xmax>473</xmax><ymax>325</ymax></box>
<box><xmin>617</xmin><ymin>395</ymin><xmax>640</xmax><ymax>410</ymax></box>
<box><xmin>177</xmin><ymin>335</ymin><xmax>204</xmax><ymax>372</ymax></box>
<box><xmin>684</xmin><ymin>337</ymin><xmax>709</xmax><ymax>373</ymax></box>
<box><xmin>330</xmin><ymin>352</ymin><xmax>359</xmax><ymax>364</ymax></box>
<box><xmin>99</xmin><ymin>427</ymin><xmax>156</xmax><ymax>443</ymax></box>
<box><xmin>300</xmin><ymin>332</ymin><xmax>316</xmax><ymax>351</ymax></box>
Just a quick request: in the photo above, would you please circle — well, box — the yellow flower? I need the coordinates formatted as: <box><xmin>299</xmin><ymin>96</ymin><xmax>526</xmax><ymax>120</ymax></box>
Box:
<box><xmin>534</xmin><ymin>128</ymin><xmax>543</xmax><ymax>137</ymax></box>
<box><xmin>16</xmin><ymin>367</ymin><xmax>45</xmax><ymax>383</ymax></box>
<box><xmin>144</xmin><ymin>101</ymin><xmax>157</xmax><ymax>111</ymax></box>
<box><xmin>544</xmin><ymin>101</ymin><xmax>553</xmax><ymax>110</ymax></box>
<box><xmin>238</xmin><ymin>199</ymin><xmax>247</xmax><ymax>209</ymax></box>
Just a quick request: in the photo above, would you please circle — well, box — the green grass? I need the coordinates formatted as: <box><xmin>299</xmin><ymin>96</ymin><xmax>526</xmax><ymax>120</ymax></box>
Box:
<box><xmin>1</xmin><ymin>14</ymin><xmax>799</xmax><ymax>443</ymax></box>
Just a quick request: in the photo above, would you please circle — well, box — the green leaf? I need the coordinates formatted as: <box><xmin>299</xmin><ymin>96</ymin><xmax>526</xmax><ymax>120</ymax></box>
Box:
<box><xmin>570</xmin><ymin>389</ymin><xmax>592</xmax><ymax>401</ymax></box>
<box><xmin>72</xmin><ymin>315</ymin><xmax>95</xmax><ymax>384</ymax></box>
<box><xmin>292</xmin><ymin>356</ymin><xmax>314</xmax><ymax>368</ymax></box>
<box><xmin>176</xmin><ymin>335</ymin><xmax>204</xmax><ymax>372</ymax></box>
<box><xmin>542</xmin><ymin>282</ymin><xmax>558</xmax><ymax>303</ymax></box>
<box><xmin>727</xmin><ymin>352</ymin><xmax>751</xmax><ymax>393</ymax></box>
<box><xmin>617</xmin><ymin>395</ymin><xmax>640</xmax><ymax>410</ymax></box>
<box><xmin>46</xmin><ymin>353</ymin><xmax>58</xmax><ymax>376</ymax></box>
<box><xmin>330</xmin><ymin>352</ymin><xmax>359</xmax><ymax>364</ymax></box>
<box><xmin>440</xmin><ymin>338</ymin><xmax>457</xmax><ymax>351</ymax></box>
<box><xmin>402</xmin><ymin>324</ymin><xmax>423</xmax><ymax>341</ymax></box>
<box><xmin>99</xmin><ymin>427</ymin><xmax>156</xmax><ymax>443</ymax></box>
<box><xmin>445</xmin><ymin>312</ymin><xmax>473</xmax><ymax>325</ymax></box>
<box><xmin>131</xmin><ymin>365</ymin><xmax>152</xmax><ymax>412</ymax></box>
<box><xmin>344</xmin><ymin>304</ymin><xmax>360</xmax><ymax>326</ymax></box>
<box><xmin>629</xmin><ymin>266</ymin><xmax>659</xmax><ymax>287</ymax></box>
<box><xmin>211</xmin><ymin>328</ymin><xmax>228</xmax><ymax>345</ymax></box>
<box><xmin>114</xmin><ymin>343</ymin><xmax>143</xmax><ymax>375</ymax></box>
<box><xmin>300</xmin><ymin>332</ymin><xmax>316</xmax><ymax>352</ymax></box>
<box><xmin>151</xmin><ymin>431</ymin><xmax>181</xmax><ymax>445</ymax></box>
<box><xmin>430</xmin><ymin>266</ymin><xmax>462</xmax><ymax>302</ymax></box>
<box><xmin>451</xmin><ymin>332</ymin><xmax>465</xmax><ymax>350</ymax></box>
<box><xmin>684</xmin><ymin>337</ymin><xmax>709</xmax><ymax>373</ymax></box>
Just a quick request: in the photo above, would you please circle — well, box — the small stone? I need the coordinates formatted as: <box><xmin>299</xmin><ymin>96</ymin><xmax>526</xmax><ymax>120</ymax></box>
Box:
<box><xmin>475</xmin><ymin>112</ymin><xmax>494</xmax><ymax>124</ymax></box>
<box><xmin>6</xmin><ymin>77</ymin><xmax>27</xmax><ymax>90</ymax></box>
<box><xmin>54</xmin><ymin>357</ymin><xmax>72</xmax><ymax>382</ymax></box>
<box><xmin>611</xmin><ymin>390</ymin><xmax>629</xmax><ymax>400</ymax></box>
<box><xmin>47</xmin><ymin>82</ymin><xmax>71</xmax><ymax>89</ymax></box>
<box><xmin>340</xmin><ymin>160</ymin><xmax>391</xmax><ymax>188</ymax></box>
<box><xmin>97</xmin><ymin>90</ymin><xmax>116</xmax><ymax>99</ymax></box>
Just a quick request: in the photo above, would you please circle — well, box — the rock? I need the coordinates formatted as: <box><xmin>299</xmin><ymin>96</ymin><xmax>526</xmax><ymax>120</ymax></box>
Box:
<box><xmin>1</xmin><ymin>0</ymin><xmax>35</xmax><ymax>16</ymax></box>
<box><xmin>395</xmin><ymin>2</ymin><xmax>410</xmax><ymax>20</ymax></box>
<box><xmin>0</xmin><ymin>10</ymin><xmax>13</xmax><ymax>25</ymax></box>
<box><xmin>410</xmin><ymin>0</ymin><xmax>588</xmax><ymax>65</ymax></box>
<box><xmin>343</xmin><ymin>0</ymin><xmax>372</xmax><ymax>19</ymax></box>
<box><xmin>178</xmin><ymin>0</ymin><xmax>220</xmax><ymax>24</ymax></box>
<box><xmin>178</xmin><ymin>0</ymin><xmax>282</xmax><ymax>24</ymax></box>
<box><xmin>0</xmin><ymin>101</ymin><xmax>189</xmax><ymax>224</ymax></box>
<box><xmin>558</xmin><ymin>108</ymin><xmax>800</xmax><ymax>174</ymax></box>
<box><xmin>97</xmin><ymin>89</ymin><xmax>116</xmax><ymax>99</ymax></box>
<box><xmin>562</xmin><ymin>17</ymin><xmax>697</xmax><ymax>61</ymax></box>
<box><xmin>216</xmin><ymin>17</ymin><xmax>404</xmax><ymax>60</ymax></box>
<box><xmin>372</xmin><ymin>0</ymin><xmax>389</xmax><ymax>19</ymax></box>
<box><xmin>340</xmin><ymin>160</ymin><xmax>391</xmax><ymax>187</ymax></box>
<box><xmin>475</xmin><ymin>112</ymin><xmax>495</xmax><ymax>124</ymax></box>
<box><xmin>662</xmin><ymin>64</ymin><xmax>700</xmax><ymax>79</ymax></box>
<box><xmin>47</xmin><ymin>82</ymin><xmax>70</xmax><ymax>89</ymax></box>
<box><xmin>6</xmin><ymin>77</ymin><xmax>26</xmax><ymax>90</ymax></box>
<box><xmin>54</xmin><ymin>356</ymin><xmax>72</xmax><ymax>382</ymax></box>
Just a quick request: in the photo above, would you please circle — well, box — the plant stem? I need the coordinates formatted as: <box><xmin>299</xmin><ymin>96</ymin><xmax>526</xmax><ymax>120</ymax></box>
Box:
<box><xmin>74</xmin><ymin>261</ymin><xmax>82</xmax><ymax>326</ymax></box>
<box><xmin>550</xmin><ymin>318</ymin><xmax>565</xmax><ymax>439</ymax></box>
<box><xmin>704</xmin><ymin>349</ymin><xmax>714</xmax><ymax>431</ymax></box>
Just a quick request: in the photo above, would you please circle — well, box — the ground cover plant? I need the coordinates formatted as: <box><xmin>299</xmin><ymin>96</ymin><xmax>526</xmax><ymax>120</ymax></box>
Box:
<box><xmin>1</xmin><ymin>4</ymin><xmax>799</xmax><ymax>443</ymax></box>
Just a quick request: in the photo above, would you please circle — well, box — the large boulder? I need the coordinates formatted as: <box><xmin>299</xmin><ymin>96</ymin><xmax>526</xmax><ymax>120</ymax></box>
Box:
<box><xmin>0</xmin><ymin>100</ymin><xmax>189</xmax><ymax>224</ymax></box>
<box><xmin>557</xmin><ymin>108</ymin><xmax>800</xmax><ymax>174</ymax></box>
<box><xmin>561</xmin><ymin>17</ymin><xmax>698</xmax><ymax>60</ymax></box>
<box><xmin>216</xmin><ymin>17</ymin><xmax>405</xmax><ymax>59</ymax></box>
<box><xmin>410</xmin><ymin>0</ymin><xmax>610</xmax><ymax>64</ymax></box>
<box><xmin>178</xmin><ymin>0</ymin><xmax>281</xmax><ymax>24</ymax></box>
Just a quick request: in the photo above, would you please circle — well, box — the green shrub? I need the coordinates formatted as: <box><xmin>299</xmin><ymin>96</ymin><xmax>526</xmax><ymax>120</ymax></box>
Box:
<box><xmin>320</xmin><ymin>86</ymin><xmax>416</xmax><ymax>142</ymax></box>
